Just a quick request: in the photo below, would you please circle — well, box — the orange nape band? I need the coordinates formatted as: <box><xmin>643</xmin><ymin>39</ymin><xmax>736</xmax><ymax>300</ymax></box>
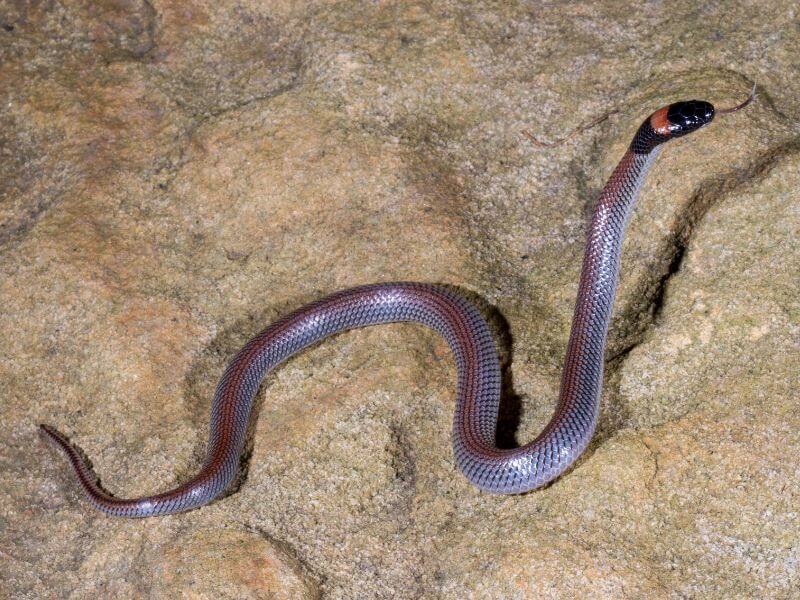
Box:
<box><xmin>649</xmin><ymin>106</ymin><xmax>672</xmax><ymax>135</ymax></box>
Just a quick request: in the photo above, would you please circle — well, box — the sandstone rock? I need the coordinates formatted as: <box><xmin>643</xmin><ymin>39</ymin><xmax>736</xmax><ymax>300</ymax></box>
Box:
<box><xmin>1</xmin><ymin>1</ymin><xmax>798</xmax><ymax>597</ymax></box>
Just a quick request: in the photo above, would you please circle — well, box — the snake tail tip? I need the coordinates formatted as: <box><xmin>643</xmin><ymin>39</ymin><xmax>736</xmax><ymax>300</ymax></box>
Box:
<box><xmin>39</xmin><ymin>423</ymin><xmax>68</xmax><ymax>446</ymax></box>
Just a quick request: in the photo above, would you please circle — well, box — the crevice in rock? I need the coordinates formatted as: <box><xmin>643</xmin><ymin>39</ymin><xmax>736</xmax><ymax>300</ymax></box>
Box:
<box><xmin>388</xmin><ymin>422</ymin><xmax>417</xmax><ymax>487</ymax></box>
<box><xmin>159</xmin><ymin>18</ymin><xmax>306</xmax><ymax>124</ymax></box>
<box><xmin>649</xmin><ymin>239</ymin><xmax>687</xmax><ymax>324</ymax></box>
<box><xmin>236</xmin><ymin>522</ymin><xmax>324</xmax><ymax>599</ymax></box>
<box><xmin>151</xmin><ymin>74</ymin><xmax>302</xmax><ymax>197</ymax></box>
<box><xmin>614</xmin><ymin>133</ymin><xmax>800</xmax><ymax>362</ymax></box>
<box><xmin>601</xmin><ymin>133</ymin><xmax>800</xmax><ymax>434</ymax></box>
<box><xmin>638</xmin><ymin>434</ymin><xmax>660</xmax><ymax>492</ymax></box>
<box><xmin>193</xmin><ymin>76</ymin><xmax>304</xmax><ymax>122</ymax></box>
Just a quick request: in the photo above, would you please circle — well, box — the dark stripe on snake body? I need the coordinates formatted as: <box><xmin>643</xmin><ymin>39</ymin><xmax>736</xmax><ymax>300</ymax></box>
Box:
<box><xmin>41</xmin><ymin>99</ymin><xmax>718</xmax><ymax>517</ymax></box>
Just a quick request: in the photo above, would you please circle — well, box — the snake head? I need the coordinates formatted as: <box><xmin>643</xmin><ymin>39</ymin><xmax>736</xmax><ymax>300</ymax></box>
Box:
<box><xmin>631</xmin><ymin>99</ymin><xmax>715</xmax><ymax>154</ymax></box>
<box><xmin>661</xmin><ymin>100</ymin><xmax>715</xmax><ymax>137</ymax></box>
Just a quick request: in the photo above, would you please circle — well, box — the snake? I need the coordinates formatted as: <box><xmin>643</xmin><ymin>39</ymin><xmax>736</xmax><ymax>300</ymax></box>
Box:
<box><xmin>40</xmin><ymin>92</ymin><xmax>753</xmax><ymax>517</ymax></box>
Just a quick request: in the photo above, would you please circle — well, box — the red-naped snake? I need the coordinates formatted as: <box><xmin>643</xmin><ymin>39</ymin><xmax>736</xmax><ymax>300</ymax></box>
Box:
<box><xmin>40</xmin><ymin>91</ymin><xmax>754</xmax><ymax>517</ymax></box>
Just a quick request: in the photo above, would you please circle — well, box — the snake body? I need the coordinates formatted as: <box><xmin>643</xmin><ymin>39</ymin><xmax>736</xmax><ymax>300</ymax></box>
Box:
<box><xmin>41</xmin><ymin>100</ymin><xmax>716</xmax><ymax>517</ymax></box>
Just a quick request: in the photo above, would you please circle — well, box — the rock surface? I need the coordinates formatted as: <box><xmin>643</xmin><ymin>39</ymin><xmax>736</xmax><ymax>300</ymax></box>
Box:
<box><xmin>1</xmin><ymin>1</ymin><xmax>799</xmax><ymax>598</ymax></box>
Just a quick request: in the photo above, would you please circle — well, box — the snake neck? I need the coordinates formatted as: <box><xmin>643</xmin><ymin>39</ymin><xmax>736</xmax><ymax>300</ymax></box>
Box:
<box><xmin>558</xmin><ymin>149</ymin><xmax>660</xmax><ymax>412</ymax></box>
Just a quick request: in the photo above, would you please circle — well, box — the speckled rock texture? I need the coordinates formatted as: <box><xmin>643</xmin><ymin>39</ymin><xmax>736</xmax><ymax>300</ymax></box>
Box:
<box><xmin>2</xmin><ymin>1</ymin><xmax>798</xmax><ymax>598</ymax></box>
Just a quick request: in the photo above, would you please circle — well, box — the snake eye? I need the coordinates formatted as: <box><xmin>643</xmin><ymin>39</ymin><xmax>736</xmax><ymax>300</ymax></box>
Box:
<box><xmin>666</xmin><ymin>100</ymin><xmax>715</xmax><ymax>137</ymax></box>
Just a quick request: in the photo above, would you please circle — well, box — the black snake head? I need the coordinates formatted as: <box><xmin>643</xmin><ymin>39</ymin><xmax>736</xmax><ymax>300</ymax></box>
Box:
<box><xmin>666</xmin><ymin>100</ymin><xmax>715</xmax><ymax>137</ymax></box>
<box><xmin>631</xmin><ymin>99</ymin><xmax>715</xmax><ymax>154</ymax></box>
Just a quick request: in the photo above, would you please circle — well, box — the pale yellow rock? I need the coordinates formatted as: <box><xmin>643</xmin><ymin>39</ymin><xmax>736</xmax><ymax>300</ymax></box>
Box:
<box><xmin>155</xmin><ymin>528</ymin><xmax>318</xmax><ymax>599</ymax></box>
<box><xmin>1</xmin><ymin>1</ymin><xmax>799</xmax><ymax>598</ymax></box>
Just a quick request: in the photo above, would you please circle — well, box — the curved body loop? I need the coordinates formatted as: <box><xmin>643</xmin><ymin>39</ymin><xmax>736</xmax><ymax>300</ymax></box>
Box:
<box><xmin>41</xmin><ymin>99</ymin><xmax>718</xmax><ymax>517</ymax></box>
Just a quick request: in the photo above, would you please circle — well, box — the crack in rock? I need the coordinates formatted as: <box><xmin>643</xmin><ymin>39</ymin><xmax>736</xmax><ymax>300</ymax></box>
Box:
<box><xmin>612</xmin><ymin>134</ymin><xmax>800</xmax><ymax>370</ymax></box>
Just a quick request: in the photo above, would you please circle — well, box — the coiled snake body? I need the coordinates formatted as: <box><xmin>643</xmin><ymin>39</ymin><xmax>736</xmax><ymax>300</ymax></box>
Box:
<box><xmin>41</xmin><ymin>99</ymin><xmax>724</xmax><ymax>517</ymax></box>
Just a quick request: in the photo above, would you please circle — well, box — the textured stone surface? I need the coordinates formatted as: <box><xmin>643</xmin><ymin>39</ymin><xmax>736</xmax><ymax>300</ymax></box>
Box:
<box><xmin>1</xmin><ymin>1</ymin><xmax>799</xmax><ymax>598</ymax></box>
